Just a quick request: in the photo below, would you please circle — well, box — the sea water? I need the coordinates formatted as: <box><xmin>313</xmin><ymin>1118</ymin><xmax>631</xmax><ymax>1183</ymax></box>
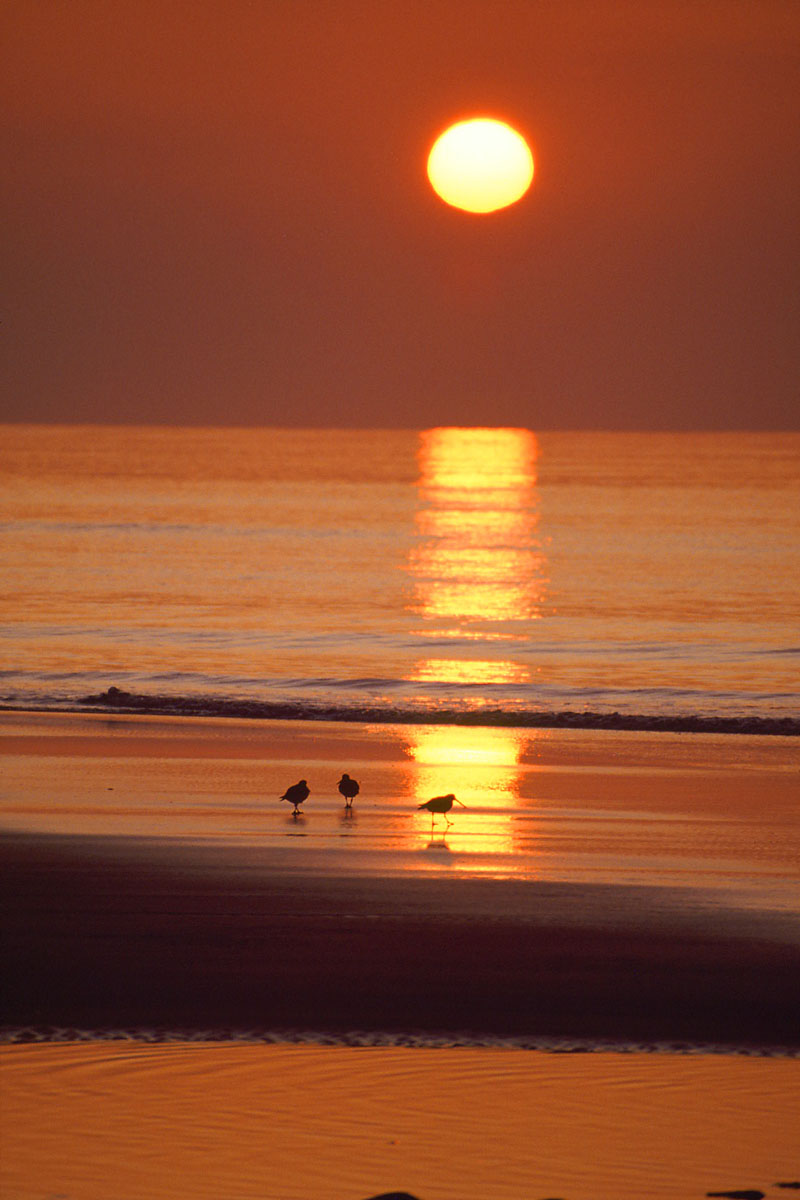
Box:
<box><xmin>3</xmin><ymin>426</ymin><xmax>799</xmax><ymax>1200</ymax></box>
<box><xmin>1</xmin><ymin>425</ymin><xmax>798</xmax><ymax>723</ymax></box>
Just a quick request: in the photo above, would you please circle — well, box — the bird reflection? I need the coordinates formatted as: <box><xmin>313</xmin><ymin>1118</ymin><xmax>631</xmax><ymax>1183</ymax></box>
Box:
<box><xmin>426</xmin><ymin>836</ymin><xmax>451</xmax><ymax>852</ymax></box>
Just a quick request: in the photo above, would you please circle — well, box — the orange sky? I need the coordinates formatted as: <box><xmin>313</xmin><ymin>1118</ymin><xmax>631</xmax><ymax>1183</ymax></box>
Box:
<box><xmin>2</xmin><ymin>0</ymin><xmax>798</xmax><ymax>428</ymax></box>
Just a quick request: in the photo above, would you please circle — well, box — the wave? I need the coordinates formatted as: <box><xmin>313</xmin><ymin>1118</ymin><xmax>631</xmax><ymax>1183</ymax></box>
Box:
<box><xmin>1</xmin><ymin>1025</ymin><xmax>796</xmax><ymax>1057</ymax></box>
<box><xmin>3</xmin><ymin>685</ymin><xmax>797</xmax><ymax>736</ymax></box>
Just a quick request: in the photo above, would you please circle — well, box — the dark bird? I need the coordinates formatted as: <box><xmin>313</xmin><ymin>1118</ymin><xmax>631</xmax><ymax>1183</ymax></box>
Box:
<box><xmin>417</xmin><ymin>792</ymin><xmax>465</xmax><ymax>830</ymax></box>
<box><xmin>361</xmin><ymin>1194</ymin><xmax>422</xmax><ymax>1200</ymax></box>
<box><xmin>338</xmin><ymin>772</ymin><xmax>360</xmax><ymax>807</ymax></box>
<box><xmin>707</xmin><ymin>1191</ymin><xmax>765</xmax><ymax>1200</ymax></box>
<box><xmin>280</xmin><ymin>779</ymin><xmax>309</xmax><ymax>814</ymax></box>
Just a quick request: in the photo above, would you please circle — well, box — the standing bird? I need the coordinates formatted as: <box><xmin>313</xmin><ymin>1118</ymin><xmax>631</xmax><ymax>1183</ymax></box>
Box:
<box><xmin>280</xmin><ymin>779</ymin><xmax>309</xmax><ymax>814</ymax></box>
<box><xmin>416</xmin><ymin>792</ymin><xmax>465</xmax><ymax>831</ymax></box>
<box><xmin>337</xmin><ymin>772</ymin><xmax>360</xmax><ymax>808</ymax></box>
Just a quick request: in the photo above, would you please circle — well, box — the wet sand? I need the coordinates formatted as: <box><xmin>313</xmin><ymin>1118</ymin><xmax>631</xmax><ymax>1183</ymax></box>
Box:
<box><xmin>1</xmin><ymin>711</ymin><xmax>798</xmax><ymax>1048</ymax></box>
<box><xmin>2</xmin><ymin>712</ymin><xmax>799</xmax><ymax>1200</ymax></box>
<box><xmin>2</xmin><ymin>1042</ymin><xmax>799</xmax><ymax>1200</ymax></box>
<box><xmin>0</xmin><ymin>829</ymin><xmax>799</xmax><ymax>1046</ymax></box>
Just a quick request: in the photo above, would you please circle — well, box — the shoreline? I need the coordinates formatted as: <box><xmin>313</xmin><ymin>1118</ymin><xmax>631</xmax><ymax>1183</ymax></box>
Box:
<box><xmin>3</xmin><ymin>689</ymin><xmax>799</xmax><ymax>736</ymax></box>
<box><xmin>2</xmin><ymin>1025</ymin><xmax>798</xmax><ymax>1057</ymax></box>
<box><xmin>3</xmin><ymin>709</ymin><xmax>798</xmax><ymax>1055</ymax></box>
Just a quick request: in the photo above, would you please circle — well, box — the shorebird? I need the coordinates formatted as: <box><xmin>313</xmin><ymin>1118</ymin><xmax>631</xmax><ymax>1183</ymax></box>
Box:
<box><xmin>362</xmin><ymin>1194</ymin><xmax>422</xmax><ymax>1200</ymax></box>
<box><xmin>417</xmin><ymin>792</ymin><xmax>465</xmax><ymax>831</ymax></box>
<box><xmin>337</xmin><ymin>772</ymin><xmax>360</xmax><ymax>808</ymax></box>
<box><xmin>280</xmin><ymin>779</ymin><xmax>309</xmax><ymax>814</ymax></box>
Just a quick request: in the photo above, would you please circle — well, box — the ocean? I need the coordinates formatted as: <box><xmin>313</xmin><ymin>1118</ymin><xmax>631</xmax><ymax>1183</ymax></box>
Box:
<box><xmin>2</xmin><ymin>425</ymin><xmax>797</xmax><ymax>729</ymax></box>
<box><xmin>3</xmin><ymin>425</ymin><xmax>800</xmax><ymax>1200</ymax></box>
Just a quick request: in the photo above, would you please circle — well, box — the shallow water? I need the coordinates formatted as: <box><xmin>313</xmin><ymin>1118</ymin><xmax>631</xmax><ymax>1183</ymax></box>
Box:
<box><xmin>2</xmin><ymin>426</ymin><xmax>798</xmax><ymax>722</ymax></box>
<box><xmin>2</xmin><ymin>713</ymin><xmax>798</xmax><ymax>917</ymax></box>
<box><xmin>2</xmin><ymin>1042</ymin><xmax>798</xmax><ymax>1200</ymax></box>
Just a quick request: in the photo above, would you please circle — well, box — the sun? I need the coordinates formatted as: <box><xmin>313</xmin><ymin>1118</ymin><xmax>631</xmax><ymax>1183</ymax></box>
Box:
<box><xmin>427</xmin><ymin>118</ymin><xmax>534</xmax><ymax>214</ymax></box>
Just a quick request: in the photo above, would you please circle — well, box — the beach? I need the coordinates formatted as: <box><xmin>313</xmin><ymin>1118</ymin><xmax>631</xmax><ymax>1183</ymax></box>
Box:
<box><xmin>3</xmin><ymin>1042</ymin><xmax>799</xmax><ymax>1200</ymax></box>
<box><xmin>2</xmin><ymin>823</ymin><xmax>799</xmax><ymax>1048</ymax></box>
<box><xmin>2</xmin><ymin>709</ymin><xmax>798</xmax><ymax>1046</ymax></box>
<box><xmin>2</xmin><ymin>709</ymin><xmax>799</xmax><ymax>1197</ymax></box>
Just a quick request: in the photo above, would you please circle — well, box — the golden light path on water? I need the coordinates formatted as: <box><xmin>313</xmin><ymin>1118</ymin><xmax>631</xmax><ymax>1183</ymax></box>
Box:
<box><xmin>403</xmin><ymin>427</ymin><xmax>548</xmax><ymax>863</ymax></box>
<box><xmin>403</xmin><ymin>724</ymin><xmax>536</xmax><ymax>861</ymax></box>
<box><xmin>408</xmin><ymin>426</ymin><xmax>546</xmax><ymax>632</ymax></box>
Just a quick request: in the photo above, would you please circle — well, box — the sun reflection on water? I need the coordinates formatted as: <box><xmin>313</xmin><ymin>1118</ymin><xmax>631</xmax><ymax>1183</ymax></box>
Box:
<box><xmin>408</xmin><ymin>659</ymin><xmax>530</xmax><ymax>686</ymax></box>
<box><xmin>410</xmin><ymin>426</ymin><xmax>544</xmax><ymax>624</ymax></box>
<box><xmin>404</xmin><ymin>724</ymin><xmax>538</xmax><ymax>865</ymax></box>
<box><xmin>397</xmin><ymin>429</ymin><xmax>548</xmax><ymax>870</ymax></box>
<box><xmin>406</xmin><ymin>426</ymin><xmax>547</xmax><ymax>704</ymax></box>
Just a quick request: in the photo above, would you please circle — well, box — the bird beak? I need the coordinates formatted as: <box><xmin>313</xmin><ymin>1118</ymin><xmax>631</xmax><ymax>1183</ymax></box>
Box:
<box><xmin>454</xmin><ymin>798</ymin><xmax>467</xmax><ymax>807</ymax></box>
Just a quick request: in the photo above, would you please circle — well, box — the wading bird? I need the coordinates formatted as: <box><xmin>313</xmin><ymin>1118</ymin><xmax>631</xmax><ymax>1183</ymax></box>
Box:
<box><xmin>417</xmin><ymin>792</ymin><xmax>465</xmax><ymax>831</ymax></box>
<box><xmin>337</xmin><ymin>772</ymin><xmax>360</xmax><ymax>808</ymax></box>
<box><xmin>280</xmin><ymin>779</ymin><xmax>309</xmax><ymax>815</ymax></box>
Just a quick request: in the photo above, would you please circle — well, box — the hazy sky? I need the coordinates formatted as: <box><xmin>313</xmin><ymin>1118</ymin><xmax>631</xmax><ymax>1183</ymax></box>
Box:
<box><xmin>3</xmin><ymin>0</ymin><xmax>798</xmax><ymax>429</ymax></box>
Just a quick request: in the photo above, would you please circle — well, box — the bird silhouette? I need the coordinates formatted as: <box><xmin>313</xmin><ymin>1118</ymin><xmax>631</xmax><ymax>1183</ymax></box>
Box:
<box><xmin>707</xmin><ymin>1192</ymin><xmax>766</xmax><ymax>1200</ymax></box>
<box><xmin>280</xmin><ymin>779</ymin><xmax>309</xmax><ymax>814</ymax></box>
<box><xmin>361</xmin><ymin>1193</ymin><xmax>422</xmax><ymax>1200</ymax></box>
<box><xmin>337</xmin><ymin>772</ymin><xmax>360</xmax><ymax>807</ymax></box>
<box><xmin>417</xmin><ymin>792</ymin><xmax>465</xmax><ymax>830</ymax></box>
<box><xmin>361</xmin><ymin>1194</ymin><xmax>422</xmax><ymax>1200</ymax></box>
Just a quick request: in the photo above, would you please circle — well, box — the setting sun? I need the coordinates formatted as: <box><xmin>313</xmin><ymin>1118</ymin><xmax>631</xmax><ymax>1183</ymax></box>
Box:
<box><xmin>427</xmin><ymin>118</ymin><xmax>534</xmax><ymax>213</ymax></box>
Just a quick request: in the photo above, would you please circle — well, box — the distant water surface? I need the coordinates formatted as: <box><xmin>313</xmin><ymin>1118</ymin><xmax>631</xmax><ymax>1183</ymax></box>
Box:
<box><xmin>1</xmin><ymin>425</ymin><xmax>797</xmax><ymax>723</ymax></box>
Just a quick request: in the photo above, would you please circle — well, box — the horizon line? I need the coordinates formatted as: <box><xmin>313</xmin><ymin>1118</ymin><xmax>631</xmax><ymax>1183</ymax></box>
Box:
<box><xmin>3</xmin><ymin>422</ymin><xmax>799</xmax><ymax>435</ymax></box>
